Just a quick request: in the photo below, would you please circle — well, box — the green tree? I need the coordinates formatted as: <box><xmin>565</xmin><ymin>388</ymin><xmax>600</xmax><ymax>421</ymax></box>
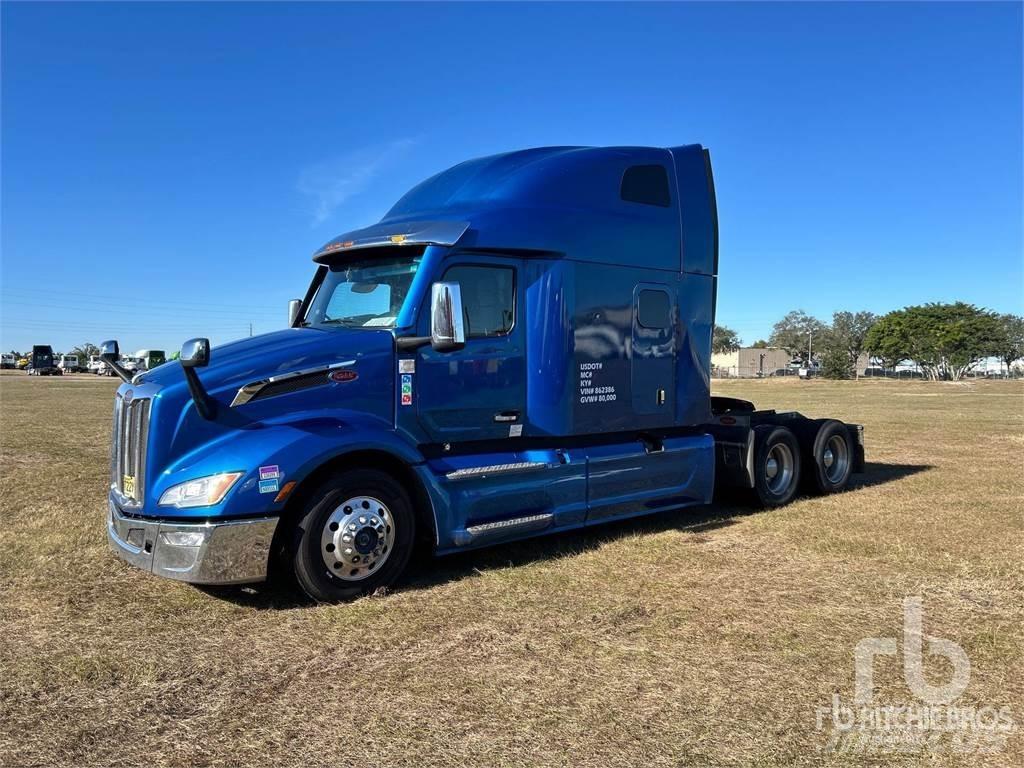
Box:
<box><xmin>865</xmin><ymin>303</ymin><xmax>1003</xmax><ymax>381</ymax></box>
<box><xmin>994</xmin><ymin>314</ymin><xmax>1024</xmax><ymax>377</ymax></box>
<box><xmin>712</xmin><ymin>324</ymin><xmax>742</xmax><ymax>354</ymax></box>
<box><xmin>70</xmin><ymin>342</ymin><xmax>100</xmax><ymax>363</ymax></box>
<box><xmin>750</xmin><ymin>339</ymin><xmax>769</xmax><ymax>349</ymax></box>
<box><xmin>863</xmin><ymin>316</ymin><xmax>906</xmax><ymax>373</ymax></box>
<box><xmin>820</xmin><ymin>346</ymin><xmax>853</xmax><ymax>379</ymax></box>
<box><xmin>768</xmin><ymin>310</ymin><xmax>827</xmax><ymax>364</ymax></box>
<box><xmin>820</xmin><ymin>311</ymin><xmax>877</xmax><ymax>378</ymax></box>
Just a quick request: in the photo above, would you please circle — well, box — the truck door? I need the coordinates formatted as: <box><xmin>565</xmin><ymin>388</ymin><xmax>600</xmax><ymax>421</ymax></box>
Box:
<box><xmin>631</xmin><ymin>284</ymin><xmax>676</xmax><ymax>424</ymax></box>
<box><xmin>414</xmin><ymin>256</ymin><xmax>526</xmax><ymax>444</ymax></box>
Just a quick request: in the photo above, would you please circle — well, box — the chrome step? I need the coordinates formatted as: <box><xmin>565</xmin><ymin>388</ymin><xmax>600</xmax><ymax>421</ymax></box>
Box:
<box><xmin>444</xmin><ymin>461</ymin><xmax>547</xmax><ymax>481</ymax></box>
<box><xmin>465</xmin><ymin>513</ymin><xmax>554</xmax><ymax>540</ymax></box>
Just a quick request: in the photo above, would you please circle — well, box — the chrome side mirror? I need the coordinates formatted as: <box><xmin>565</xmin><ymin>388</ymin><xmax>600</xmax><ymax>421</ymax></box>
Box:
<box><xmin>430</xmin><ymin>282</ymin><xmax>466</xmax><ymax>352</ymax></box>
<box><xmin>100</xmin><ymin>339</ymin><xmax>120</xmax><ymax>362</ymax></box>
<box><xmin>288</xmin><ymin>299</ymin><xmax>302</xmax><ymax>327</ymax></box>
<box><xmin>180</xmin><ymin>338</ymin><xmax>210</xmax><ymax>368</ymax></box>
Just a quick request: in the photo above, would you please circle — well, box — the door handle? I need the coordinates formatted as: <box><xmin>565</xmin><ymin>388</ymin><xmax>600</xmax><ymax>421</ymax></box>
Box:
<box><xmin>494</xmin><ymin>411</ymin><xmax>520</xmax><ymax>423</ymax></box>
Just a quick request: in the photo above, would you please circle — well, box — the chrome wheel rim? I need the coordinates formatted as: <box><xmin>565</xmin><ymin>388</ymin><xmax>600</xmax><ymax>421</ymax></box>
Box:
<box><xmin>764</xmin><ymin>443</ymin><xmax>795</xmax><ymax>495</ymax></box>
<box><xmin>320</xmin><ymin>496</ymin><xmax>395</xmax><ymax>581</ymax></box>
<box><xmin>822</xmin><ymin>435</ymin><xmax>850</xmax><ymax>484</ymax></box>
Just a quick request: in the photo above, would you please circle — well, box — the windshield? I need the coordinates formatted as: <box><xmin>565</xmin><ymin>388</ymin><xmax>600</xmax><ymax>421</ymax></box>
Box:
<box><xmin>304</xmin><ymin>254</ymin><xmax>422</xmax><ymax>329</ymax></box>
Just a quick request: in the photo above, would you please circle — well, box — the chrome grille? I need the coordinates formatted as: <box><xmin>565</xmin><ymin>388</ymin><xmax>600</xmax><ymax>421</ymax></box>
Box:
<box><xmin>111</xmin><ymin>394</ymin><xmax>150</xmax><ymax>505</ymax></box>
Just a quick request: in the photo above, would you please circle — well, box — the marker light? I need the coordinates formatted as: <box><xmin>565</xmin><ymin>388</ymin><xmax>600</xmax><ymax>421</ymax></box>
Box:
<box><xmin>158</xmin><ymin>472</ymin><xmax>243</xmax><ymax>509</ymax></box>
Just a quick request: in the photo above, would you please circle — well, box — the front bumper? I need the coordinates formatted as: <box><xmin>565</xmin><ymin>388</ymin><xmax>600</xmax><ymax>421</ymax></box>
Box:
<box><xmin>107</xmin><ymin>502</ymin><xmax>279</xmax><ymax>585</ymax></box>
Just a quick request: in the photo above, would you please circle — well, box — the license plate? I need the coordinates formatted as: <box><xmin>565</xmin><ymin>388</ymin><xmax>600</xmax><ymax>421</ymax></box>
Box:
<box><xmin>122</xmin><ymin>475</ymin><xmax>136</xmax><ymax>498</ymax></box>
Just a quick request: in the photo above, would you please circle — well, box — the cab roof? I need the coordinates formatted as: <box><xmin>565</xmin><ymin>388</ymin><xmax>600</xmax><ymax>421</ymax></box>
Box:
<box><xmin>315</xmin><ymin>144</ymin><xmax>715</xmax><ymax>275</ymax></box>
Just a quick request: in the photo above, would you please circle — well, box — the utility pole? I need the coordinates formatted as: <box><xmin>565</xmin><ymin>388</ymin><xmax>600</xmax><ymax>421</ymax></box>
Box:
<box><xmin>807</xmin><ymin>330</ymin><xmax>813</xmax><ymax>366</ymax></box>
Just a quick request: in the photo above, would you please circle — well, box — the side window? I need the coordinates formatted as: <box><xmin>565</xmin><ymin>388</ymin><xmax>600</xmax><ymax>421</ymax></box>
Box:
<box><xmin>637</xmin><ymin>289</ymin><xmax>671</xmax><ymax>329</ymax></box>
<box><xmin>620</xmin><ymin>165</ymin><xmax>671</xmax><ymax>207</ymax></box>
<box><xmin>443</xmin><ymin>265</ymin><xmax>515</xmax><ymax>338</ymax></box>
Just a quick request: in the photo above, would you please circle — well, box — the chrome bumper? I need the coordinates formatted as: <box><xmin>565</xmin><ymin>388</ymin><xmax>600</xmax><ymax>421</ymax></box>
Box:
<box><xmin>107</xmin><ymin>502</ymin><xmax>279</xmax><ymax>585</ymax></box>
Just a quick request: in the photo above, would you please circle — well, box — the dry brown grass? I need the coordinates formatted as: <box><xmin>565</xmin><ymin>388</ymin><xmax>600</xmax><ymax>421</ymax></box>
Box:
<box><xmin>1</xmin><ymin>371</ymin><xmax>1021</xmax><ymax>767</ymax></box>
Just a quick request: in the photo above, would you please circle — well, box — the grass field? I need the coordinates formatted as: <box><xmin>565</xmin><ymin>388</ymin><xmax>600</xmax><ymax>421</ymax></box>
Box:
<box><xmin>1</xmin><ymin>372</ymin><xmax>1021</xmax><ymax>767</ymax></box>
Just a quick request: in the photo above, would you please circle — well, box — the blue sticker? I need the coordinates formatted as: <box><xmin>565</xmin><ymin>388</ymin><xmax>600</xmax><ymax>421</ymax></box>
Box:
<box><xmin>259</xmin><ymin>478</ymin><xmax>280</xmax><ymax>494</ymax></box>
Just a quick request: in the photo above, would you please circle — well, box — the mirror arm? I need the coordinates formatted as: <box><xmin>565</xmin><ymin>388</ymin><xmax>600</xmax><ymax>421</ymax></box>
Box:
<box><xmin>106</xmin><ymin>359</ymin><xmax>134</xmax><ymax>384</ymax></box>
<box><xmin>395</xmin><ymin>336</ymin><xmax>431</xmax><ymax>352</ymax></box>
<box><xmin>183</xmin><ymin>367</ymin><xmax>217</xmax><ymax>420</ymax></box>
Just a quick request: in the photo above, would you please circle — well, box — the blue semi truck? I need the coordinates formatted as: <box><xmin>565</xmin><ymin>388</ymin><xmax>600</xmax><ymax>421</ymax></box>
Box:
<box><xmin>103</xmin><ymin>145</ymin><xmax>864</xmax><ymax>602</ymax></box>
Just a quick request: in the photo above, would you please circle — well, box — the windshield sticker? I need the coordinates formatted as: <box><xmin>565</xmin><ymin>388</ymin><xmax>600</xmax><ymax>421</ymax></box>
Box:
<box><xmin>398</xmin><ymin>359</ymin><xmax>415</xmax><ymax>374</ymax></box>
<box><xmin>259</xmin><ymin>465</ymin><xmax>280</xmax><ymax>481</ymax></box>
<box><xmin>401</xmin><ymin>373</ymin><xmax>413</xmax><ymax>406</ymax></box>
<box><xmin>259</xmin><ymin>478</ymin><xmax>280</xmax><ymax>494</ymax></box>
<box><xmin>509</xmin><ymin>424</ymin><xmax>523</xmax><ymax>438</ymax></box>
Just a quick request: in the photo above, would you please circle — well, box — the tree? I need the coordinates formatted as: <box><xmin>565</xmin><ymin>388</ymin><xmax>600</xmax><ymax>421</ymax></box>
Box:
<box><xmin>751</xmin><ymin>339</ymin><xmax>769</xmax><ymax>349</ymax></box>
<box><xmin>820</xmin><ymin>311</ymin><xmax>877</xmax><ymax>378</ymax></box>
<box><xmin>70</xmin><ymin>342</ymin><xmax>100</xmax><ymax>362</ymax></box>
<box><xmin>865</xmin><ymin>302</ymin><xmax>1003</xmax><ymax>381</ymax></box>
<box><xmin>712</xmin><ymin>324</ymin><xmax>742</xmax><ymax>354</ymax></box>
<box><xmin>820</xmin><ymin>346</ymin><xmax>853</xmax><ymax>379</ymax></box>
<box><xmin>994</xmin><ymin>314</ymin><xmax>1024</xmax><ymax>377</ymax></box>
<box><xmin>863</xmin><ymin>316</ymin><xmax>906</xmax><ymax>373</ymax></box>
<box><xmin>768</xmin><ymin>310</ymin><xmax>827</xmax><ymax>363</ymax></box>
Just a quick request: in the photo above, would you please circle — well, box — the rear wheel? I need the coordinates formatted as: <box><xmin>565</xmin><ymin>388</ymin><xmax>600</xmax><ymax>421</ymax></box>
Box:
<box><xmin>752</xmin><ymin>425</ymin><xmax>801</xmax><ymax>507</ymax></box>
<box><xmin>292</xmin><ymin>469</ymin><xmax>415</xmax><ymax>603</ymax></box>
<box><xmin>800</xmin><ymin>419</ymin><xmax>853</xmax><ymax>494</ymax></box>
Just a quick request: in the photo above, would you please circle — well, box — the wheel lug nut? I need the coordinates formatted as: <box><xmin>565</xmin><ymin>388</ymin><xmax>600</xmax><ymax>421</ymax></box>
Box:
<box><xmin>342</xmin><ymin>535</ymin><xmax>352</xmax><ymax>543</ymax></box>
<box><xmin>344</xmin><ymin>547</ymin><xmax>353</xmax><ymax>555</ymax></box>
<box><xmin>359</xmin><ymin>516</ymin><xmax>367</xmax><ymax>524</ymax></box>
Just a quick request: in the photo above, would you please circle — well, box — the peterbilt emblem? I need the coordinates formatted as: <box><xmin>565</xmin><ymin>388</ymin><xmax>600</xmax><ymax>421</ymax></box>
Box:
<box><xmin>329</xmin><ymin>369</ymin><xmax>358</xmax><ymax>383</ymax></box>
<box><xmin>123</xmin><ymin>389</ymin><xmax>134</xmax><ymax>403</ymax></box>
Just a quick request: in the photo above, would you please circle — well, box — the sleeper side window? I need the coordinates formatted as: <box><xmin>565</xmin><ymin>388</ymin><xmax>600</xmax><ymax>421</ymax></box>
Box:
<box><xmin>620</xmin><ymin>165</ymin><xmax>671</xmax><ymax>207</ymax></box>
<box><xmin>637</xmin><ymin>289</ymin><xmax>671</xmax><ymax>329</ymax></box>
<box><xmin>443</xmin><ymin>265</ymin><xmax>515</xmax><ymax>338</ymax></box>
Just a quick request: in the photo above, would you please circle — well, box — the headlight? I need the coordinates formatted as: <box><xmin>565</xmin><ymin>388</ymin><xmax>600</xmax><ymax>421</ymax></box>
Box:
<box><xmin>158</xmin><ymin>472</ymin><xmax>243</xmax><ymax>508</ymax></box>
<box><xmin>160</xmin><ymin>530</ymin><xmax>207</xmax><ymax>547</ymax></box>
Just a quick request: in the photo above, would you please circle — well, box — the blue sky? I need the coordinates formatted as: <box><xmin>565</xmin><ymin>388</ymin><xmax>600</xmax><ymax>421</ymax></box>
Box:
<box><xmin>2</xmin><ymin>1</ymin><xmax>1021</xmax><ymax>354</ymax></box>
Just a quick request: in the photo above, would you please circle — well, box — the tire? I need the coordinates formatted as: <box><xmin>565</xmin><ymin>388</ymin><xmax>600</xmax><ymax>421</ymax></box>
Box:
<box><xmin>799</xmin><ymin>419</ymin><xmax>853</xmax><ymax>495</ymax></box>
<box><xmin>751</xmin><ymin>425</ymin><xmax>801</xmax><ymax>507</ymax></box>
<box><xmin>291</xmin><ymin>469</ymin><xmax>415</xmax><ymax>603</ymax></box>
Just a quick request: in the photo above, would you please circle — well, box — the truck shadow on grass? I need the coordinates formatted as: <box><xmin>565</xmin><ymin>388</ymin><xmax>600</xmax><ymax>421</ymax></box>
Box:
<box><xmin>208</xmin><ymin>461</ymin><xmax>931</xmax><ymax>610</ymax></box>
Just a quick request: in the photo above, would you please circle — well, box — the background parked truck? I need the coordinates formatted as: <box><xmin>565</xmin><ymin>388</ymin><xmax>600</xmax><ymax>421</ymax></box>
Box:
<box><xmin>28</xmin><ymin>345</ymin><xmax>60</xmax><ymax>376</ymax></box>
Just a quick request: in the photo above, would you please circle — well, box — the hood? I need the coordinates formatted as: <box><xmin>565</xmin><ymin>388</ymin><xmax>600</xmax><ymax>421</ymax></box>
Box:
<box><xmin>125</xmin><ymin>327</ymin><xmax>397</xmax><ymax>495</ymax></box>
<box><xmin>141</xmin><ymin>326</ymin><xmax>394</xmax><ymax>396</ymax></box>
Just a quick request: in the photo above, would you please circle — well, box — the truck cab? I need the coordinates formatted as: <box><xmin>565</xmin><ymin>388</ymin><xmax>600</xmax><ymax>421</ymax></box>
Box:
<box><xmin>135</xmin><ymin>349</ymin><xmax>166</xmax><ymax>372</ymax></box>
<box><xmin>28</xmin><ymin>345</ymin><xmax>60</xmax><ymax>376</ymax></box>
<box><xmin>58</xmin><ymin>354</ymin><xmax>80</xmax><ymax>374</ymax></box>
<box><xmin>104</xmin><ymin>145</ymin><xmax>863</xmax><ymax>602</ymax></box>
<box><xmin>1</xmin><ymin>353</ymin><xmax>15</xmax><ymax>370</ymax></box>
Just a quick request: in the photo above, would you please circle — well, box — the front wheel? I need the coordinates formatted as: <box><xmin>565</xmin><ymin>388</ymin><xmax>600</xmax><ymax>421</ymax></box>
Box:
<box><xmin>291</xmin><ymin>469</ymin><xmax>416</xmax><ymax>603</ymax></box>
